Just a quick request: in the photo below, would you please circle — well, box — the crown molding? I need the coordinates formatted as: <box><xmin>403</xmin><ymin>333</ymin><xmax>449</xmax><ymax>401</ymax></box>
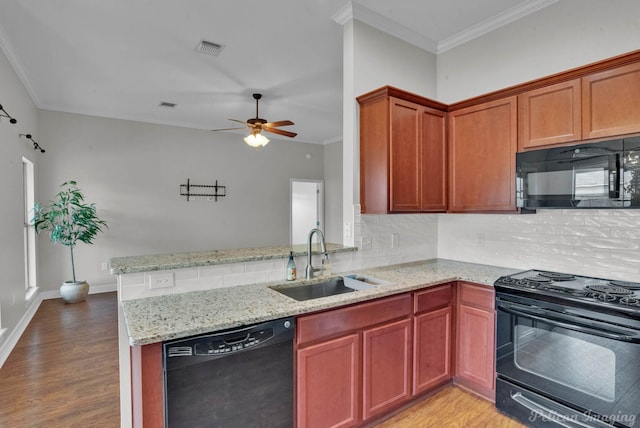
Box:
<box><xmin>333</xmin><ymin>0</ymin><xmax>558</xmax><ymax>55</ymax></box>
<box><xmin>332</xmin><ymin>1</ymin><xmax>438</xmax><ymax>53</ymax></box>
<box><xmin>331</xmin><ymin>2</ymin><xmax>353</xmax><ymax>26</ymax></box>
<box><xmin>437</xmin><ymin>0</ymin><xmax>559</xmax><ymax>53</ymax></box>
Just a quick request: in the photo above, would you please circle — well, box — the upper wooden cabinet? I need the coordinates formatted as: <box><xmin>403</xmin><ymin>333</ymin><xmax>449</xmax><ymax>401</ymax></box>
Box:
<box><xmin>358</xmin><ymin>52</ymin><xmax>640</xmax><ymax>215</ymax></box>
<box><xmin>582</xmin><ymin>61</ymin><xmax>640</xmax><ymax>139</ymax></box>
<box><xmin>448</xmin><ymin>96</ymin><xmax>518</xmax><ymax>213</ymax></box>
<box><xmin>519</xmin><ymin>61</ymin><xmax>640</xmax><ymax>150</ymax></box>
<box><xmin>358</xmin><ymin>87</ymin><xmax>447</xmax><ymax>213</ymax></box>
<box><xmin>518</xmin><ymin>79</ymin><xmax>582</xmax><ymax>150</ymax></box>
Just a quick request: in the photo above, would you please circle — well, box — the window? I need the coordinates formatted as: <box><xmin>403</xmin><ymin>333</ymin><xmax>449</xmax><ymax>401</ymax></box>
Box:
<box><xmin>23</xmin><ymin>157</ymin><xmax>37</xmax><ymax>300</ymax></box>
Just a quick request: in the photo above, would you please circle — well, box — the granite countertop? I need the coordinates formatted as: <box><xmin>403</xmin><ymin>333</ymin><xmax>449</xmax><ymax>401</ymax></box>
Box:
<box><xmin>109</xmin><ymin>243</ymin><xmax>356</xmax><ymax>274</ymax></box>
<box><xmin>121</xmin><ymin>258</ymin><xmax>520</xmax><ymax>346</ymax></box>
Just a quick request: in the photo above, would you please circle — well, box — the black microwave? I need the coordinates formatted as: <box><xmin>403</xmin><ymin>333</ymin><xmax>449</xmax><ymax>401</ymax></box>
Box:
<box><xmin>516</xmin><ymin>136</ymin><xmax>640</xmax><ymax>209</ymax></box>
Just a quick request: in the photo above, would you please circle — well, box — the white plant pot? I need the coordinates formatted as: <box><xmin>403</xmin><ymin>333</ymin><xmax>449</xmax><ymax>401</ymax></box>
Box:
<box><xmin>60</xmin><ymin>281</ymin><xmax>90</xmax><ymax>303</ymax></box>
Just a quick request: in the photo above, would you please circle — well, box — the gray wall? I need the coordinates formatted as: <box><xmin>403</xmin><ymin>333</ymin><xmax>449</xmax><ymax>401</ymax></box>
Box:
<box><xmin>437</xmin><ymin>0</ymin><xmax>640</xmax><ymax>103</ymax></box>
<box><xmin>36</xmin><ymin>110</ymin><xmax>325</xmax><ymax>291</ymax></box>
<box><xmin>342</xmin><ymin>20</ymin><xmax>438</xmax><ymax>245</ymax></box>
<box><xmin>0</xmin><ymin>45</ymin><xmax>39</xmax><ymax>349</ymax></box>
<box><xmin>323</xmin><ymin>140</ymin><xmax>342</xmax><ymax>243</ymax></box>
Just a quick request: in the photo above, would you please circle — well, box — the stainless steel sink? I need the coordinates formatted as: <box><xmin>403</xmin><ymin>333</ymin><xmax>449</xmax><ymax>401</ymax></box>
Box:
<box><xmin>272</xmin><ymin>277</ymin><xmax>371</xmax><ymax>301</ymax></box>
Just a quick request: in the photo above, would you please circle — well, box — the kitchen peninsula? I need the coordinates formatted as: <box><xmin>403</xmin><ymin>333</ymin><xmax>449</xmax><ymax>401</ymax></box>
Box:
<box><xmin>114</xmin><ymin>247</ymin><xmax>518</xmax><ymax>427</ymax></box>
<box><xmin>117</xmin><ymin>257</ymin><xmax>514</xmax><ymax>345</ymax></box>
<box><xmin>110</xmin><ymin>243</ymin><xmax>357</xmax><ymax>275</ymax></box>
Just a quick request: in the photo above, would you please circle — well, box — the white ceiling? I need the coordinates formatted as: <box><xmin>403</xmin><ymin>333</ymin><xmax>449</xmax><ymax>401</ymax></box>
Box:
<box><xmin>0</xmin><ymin>0</ymin><xmax>556</xmax><ymax>144</ymax></box>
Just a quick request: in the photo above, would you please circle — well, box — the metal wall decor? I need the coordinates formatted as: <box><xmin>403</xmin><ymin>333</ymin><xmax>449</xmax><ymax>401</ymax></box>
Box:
<box><xmin>180</xmin><ymin>178</ymin><xmax>226</xmax><ymax>202</ymax></box>
<box><xmin>0</xmin><ymin>103</ymin><xmax>18</xmax><ymax>124</ymax></box>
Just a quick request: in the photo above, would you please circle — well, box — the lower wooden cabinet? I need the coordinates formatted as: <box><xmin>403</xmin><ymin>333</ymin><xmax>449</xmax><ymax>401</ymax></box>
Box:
<box><xmin>413</xmin><ymin>307</ymin><xmax>452</xmax><ymax>394</ymax></box>
<box><xmin>362</xmin><ymin>318</ymin><xmax>412</xmax><ymax>420</ymax></box>
<box><xmin>295</xmin><ymin>282</ymin><xmax>498</xmax><ymax>425</ymax></box>
<box><xmin>296</xmin><ymin>293</ymin><xmax>412</xmax><ymax>427</ymax></box>
<box><xmin>455</xmin><ymin>282</ymin><xmax>496</xmax><ymax>401</ymax></box>
<box><xmin>296</xmin><ymin>334</ymin><xmax>360</xmax><ymax>428</ymax></box>
<box><xmin>413</xmin><ymin>284</ymin><xmax>454</xmax><ymax>395</ymax></box>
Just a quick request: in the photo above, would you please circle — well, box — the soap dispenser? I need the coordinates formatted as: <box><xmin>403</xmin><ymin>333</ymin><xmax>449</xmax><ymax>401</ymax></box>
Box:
<box><xmin>286</xmin><ymin>251</ymin><xmax>297</xmax><ymax>281</ymax></box>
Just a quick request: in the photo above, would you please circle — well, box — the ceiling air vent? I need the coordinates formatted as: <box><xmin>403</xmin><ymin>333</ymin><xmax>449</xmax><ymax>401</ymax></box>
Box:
<box><xmin>196</xmin><ymin>40</ymin><xmax>225</xmax><ymax>56</ymax></box>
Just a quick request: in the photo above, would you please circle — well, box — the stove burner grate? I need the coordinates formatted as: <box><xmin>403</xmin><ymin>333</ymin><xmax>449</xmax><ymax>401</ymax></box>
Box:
<box><xmin>609</xmin><ymin>280</ymin><xmax>640</xmax><ymax>290</ymax></box>
<box><xmin>515</xmin><ymin>279</ymin><xmax>540</xmax><ymax>288</ymax></box>
<box><xmin>594</xmin><ymin>293</ymin><xmax>617</xmax><ymax>302</ymax></box>
<box><xmin>586</xmin><ymin>285</ymin><xmax>634</xmax><ymax>295</ymax></box>
<box><xmin>620</xmin><ymin>296</ymin><xmax>640</xmax><ymax>306</ymax></box>
<box><xmin>537</xmin><ymin>272</ymin><xmax>576</xmax><ymax>281</ymax></box>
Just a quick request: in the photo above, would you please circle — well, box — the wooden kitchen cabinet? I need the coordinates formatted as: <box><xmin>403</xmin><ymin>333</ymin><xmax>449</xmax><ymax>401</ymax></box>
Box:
<box><xmin>362</xmin><ymin>318</ymin><xmax>412</xmax><ymax>420</ymax></box>
<box><xmin>582</xmin><ymin>61</ymin><xmax>640</xmax><ymax>139</ymax></box>
<box><xmin>358</xmin><ymin>86</ymin><xmax>447</xmax><ymax>213</ymax></box>
<box><xmin>296</xmin><ymin>293</ymin><xmax>412</xmax><ymax>427</ymax></box>
<box><xmin>455</xmin><ymin>282</ymin><xmax>496</xmax><ymax>401</ymax></box>
<box><xmin>413</xmin><ymin>284</ymin><xmax>454</xmax><ymax>395</ymax></box>
<box><xmin>296</xmin><ymin>334</ymin><xmax>360</xmax><ymax>428</ymax></box>
<box><xmin>130</xmin><ymin>343</ymin><xmax>164</xmax><ymax>428</ymax></box>
<box><xmin>519</xmin><ymin>61</ymin><xmax>640</xmax><ymax>149</ymax></box>
<box><xmin>518</xmin><ymin>79</ymin><xmax>582</xmax><ymax>150</ymax></box>
<box><xmin>448</xmin><ymin>96</ymin><xmax>518</xmax><ymax>212</ymax></box>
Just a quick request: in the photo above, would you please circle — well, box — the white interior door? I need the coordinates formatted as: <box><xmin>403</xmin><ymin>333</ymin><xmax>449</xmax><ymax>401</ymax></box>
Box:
<box><xmin>291</xmin><ymin>180</ymin><xmax>324</xmax><ymax>245</ymax></box>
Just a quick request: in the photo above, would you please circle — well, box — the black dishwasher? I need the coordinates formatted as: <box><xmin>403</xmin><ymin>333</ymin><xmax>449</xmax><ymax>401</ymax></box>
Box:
<box><xmin>163</xmin><ymin>317</ymin><xmax>294</xmax><ymax>428</ymax></box>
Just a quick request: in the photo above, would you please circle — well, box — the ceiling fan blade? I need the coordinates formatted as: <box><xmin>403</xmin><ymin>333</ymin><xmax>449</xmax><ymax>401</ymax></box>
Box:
<box><xmin>211</xmin><ymin>127</ymin><xmax>246</xmax><ymax>132</ymax></box>
<box><xmin>263</xmin><ymin>127</ymin><xmax>297</xmax><ymax>138</ymax></box>
<box><xmin>263</xmin><ymin>120</ymin><xmax>294</xmax><ymax>128</ymax></box>
<box><xmin>228</xmin><ymin>118</ymin><xmax>249</xmax><ymax>125</ymax></box>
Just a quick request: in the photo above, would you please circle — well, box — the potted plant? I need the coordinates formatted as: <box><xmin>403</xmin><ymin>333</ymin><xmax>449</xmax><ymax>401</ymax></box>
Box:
<box><xmin>32</xmin><ymin>180</ymin><xmax>108</xmax><ymax>303</ymax></box>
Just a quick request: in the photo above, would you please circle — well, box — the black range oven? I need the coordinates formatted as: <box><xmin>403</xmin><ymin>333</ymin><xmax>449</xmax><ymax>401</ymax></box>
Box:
<box><xmin>495</xmin><ymin>270</ymin><xmax>640</xmax><ymax>427</ymax></box>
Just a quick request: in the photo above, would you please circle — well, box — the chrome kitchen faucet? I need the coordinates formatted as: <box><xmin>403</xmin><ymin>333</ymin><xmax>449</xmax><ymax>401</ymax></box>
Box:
<box><xmin>305</xmin><ymin>228</ymin><xmax>329</xmax><ymax>279</ymax></box>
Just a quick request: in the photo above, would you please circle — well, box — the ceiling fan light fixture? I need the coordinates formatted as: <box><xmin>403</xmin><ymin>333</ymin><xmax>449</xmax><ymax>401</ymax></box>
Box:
<box><xmin>244</xmin><ymin>130</ymin><xmax>269</xmax><ymax>148</ymax></box>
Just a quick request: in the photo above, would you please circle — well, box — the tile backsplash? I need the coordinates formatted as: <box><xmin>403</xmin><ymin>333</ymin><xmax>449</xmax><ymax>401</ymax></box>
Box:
<box><xmin>438</xmin><ymin>209</ymin><xmax>640</xmax><ymax>282</ymax></box>
<box><xmin>350</xmin><ymin>212</ymin><xmax>439</xmax><ymax>270</ymax></box>
<box><xmin>118</xmin><ymin>208</ymin><xmax>640</xmax><ymax>300</ymax></box>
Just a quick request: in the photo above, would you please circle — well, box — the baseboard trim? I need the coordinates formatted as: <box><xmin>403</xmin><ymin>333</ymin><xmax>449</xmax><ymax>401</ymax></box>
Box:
<box><xmin>0</xmin><ymin>282</ymin><xmax>117</xmax><ymax>368</ymax></box>
<box><xmin>0</xmin><ymin>292</ymin><xmax>44</xmax><ymax>368</ymax></box>
<box><xmin>40</xmin><ymin>282</ymin><xmax>117</xmax><ymax>300</ymax></box>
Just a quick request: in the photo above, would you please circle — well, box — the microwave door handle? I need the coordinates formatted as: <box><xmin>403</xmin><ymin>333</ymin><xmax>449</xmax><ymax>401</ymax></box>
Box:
<box><xmin>609</xmin><ymin>153</ymin><xmax>621</xmax><ymax>198</ymax></box>
<box><xmin>497</xmin><ymin>302</ymin><xmax>640</xmax><ymax>343</ymax></box>
<box><xmin>609</xmin><ymin>169</ymin><xmax>620</xmax><ymax>198</ymax></box>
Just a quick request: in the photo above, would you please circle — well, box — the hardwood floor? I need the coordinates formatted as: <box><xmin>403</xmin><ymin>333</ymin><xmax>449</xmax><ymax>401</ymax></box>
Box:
<box><xmin>0</xmin><ymin>292</ymin><xmax>525</xmax><ymax>427</ymax></box>
<box><xmin>0</xmin><ymin>292</ymin><xmax>120</xmax><ymax>427</ymax></box>
<box><xmin>377</xmin><ymin>386</ymin><xmax>527</xmax><ymax>428</ymax></box>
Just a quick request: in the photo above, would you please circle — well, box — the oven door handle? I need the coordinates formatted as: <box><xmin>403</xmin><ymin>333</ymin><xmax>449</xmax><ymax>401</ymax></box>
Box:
<box><xmin>511</xmin><ymin>392</ymin><xmax>614</xmax><ymax>428</ymax></box>
<box><xmin>497</xmin><ymin>301</ymin><xmax>640</xmax><ymax>343</ymax></box>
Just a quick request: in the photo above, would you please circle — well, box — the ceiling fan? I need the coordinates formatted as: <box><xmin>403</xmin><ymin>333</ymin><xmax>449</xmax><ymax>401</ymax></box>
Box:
<box><xmin>212</xmin><ymin>93</ymin><xmax>297</xmax><ymax>147</ymax></box>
